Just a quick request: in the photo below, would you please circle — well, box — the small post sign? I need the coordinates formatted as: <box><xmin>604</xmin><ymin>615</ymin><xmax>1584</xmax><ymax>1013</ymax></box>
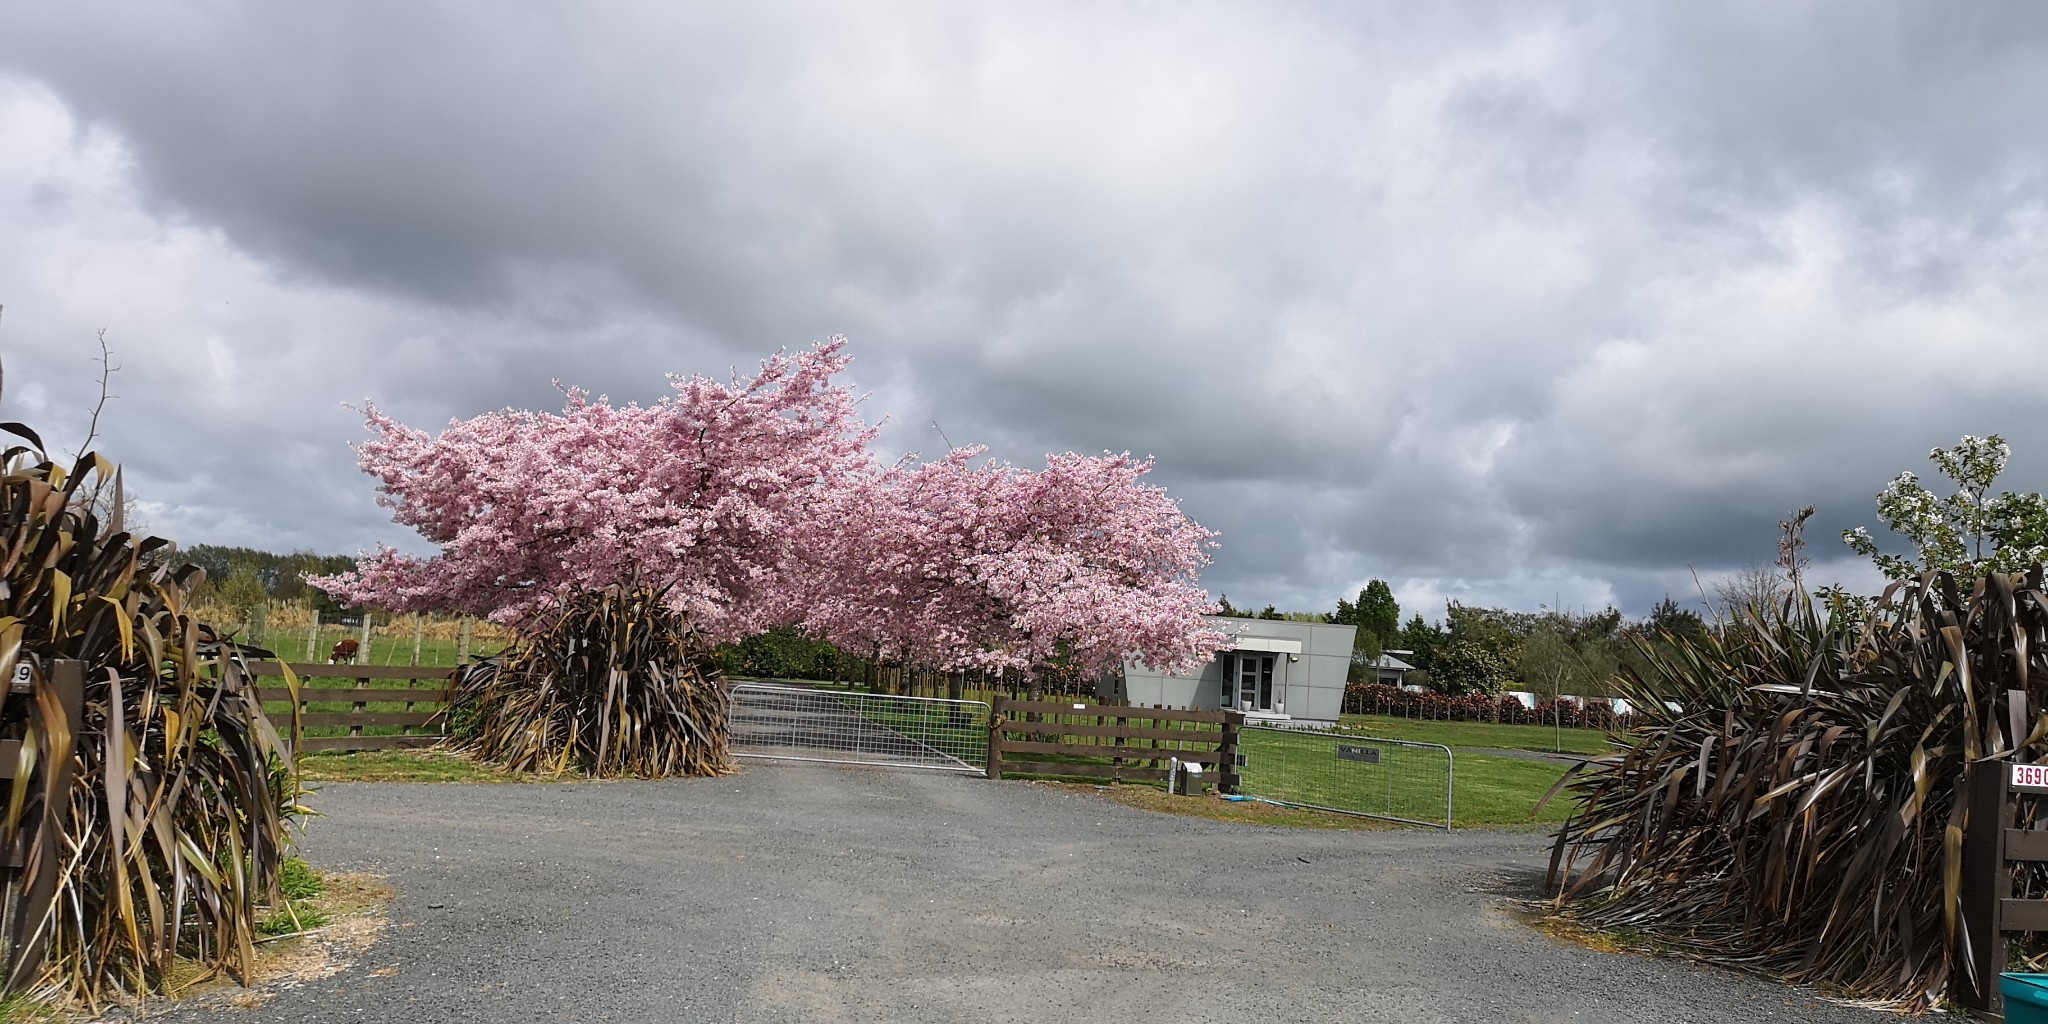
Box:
<box><xmin>2012</xmin><ymin>763</ymin><xmax>2048</xmax><ymax>792</ymax></box>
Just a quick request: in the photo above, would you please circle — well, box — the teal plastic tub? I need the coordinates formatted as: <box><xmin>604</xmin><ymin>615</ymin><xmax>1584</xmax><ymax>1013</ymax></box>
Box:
<box><xmin>2003</xmin><ymin>973</ymin><xmax>2048</xmax><ymax>1023</ymax></box>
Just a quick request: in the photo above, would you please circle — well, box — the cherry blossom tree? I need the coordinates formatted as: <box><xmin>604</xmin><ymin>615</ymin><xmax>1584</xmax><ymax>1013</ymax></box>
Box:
<box><xmin>314</xmin><ymin>336</ymin><xmax>1224</xmax><ymax>682</ymax></box>
<box><xmin>311</xmin><ymin>338</ymin><xmax>875</xmax><ymax>640</ymax></box>
<box><xmin>796</xmin><ymin>446</ymin><xmax>1225</xmax><ymax>681</ymax></box>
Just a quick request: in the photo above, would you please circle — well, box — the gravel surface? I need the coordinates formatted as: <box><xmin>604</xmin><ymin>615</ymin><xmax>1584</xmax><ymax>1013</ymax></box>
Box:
<box><xmin>169</xmin><ymin>763</ymin><xmax>1897</xmax><ymax>1024</ymax></box>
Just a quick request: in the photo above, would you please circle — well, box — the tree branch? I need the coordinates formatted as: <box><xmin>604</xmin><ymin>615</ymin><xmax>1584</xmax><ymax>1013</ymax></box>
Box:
<box><xmin>79</xmin><ymin>328</ymin><xmax>120</xmax><ymax>456</ymax></box>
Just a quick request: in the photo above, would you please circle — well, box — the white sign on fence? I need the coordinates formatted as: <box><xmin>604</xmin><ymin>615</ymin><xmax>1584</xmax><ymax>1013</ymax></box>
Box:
<box><xmin>2011</xmin><ymin>763</ymin><xmax>2048</xmax><ymax>792</ymax></box>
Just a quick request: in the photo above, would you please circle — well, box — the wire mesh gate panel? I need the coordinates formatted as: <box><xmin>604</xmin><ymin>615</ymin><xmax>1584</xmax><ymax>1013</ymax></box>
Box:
<box><xmin>729</xmin><ymin>683</ymin><xmax>990</xmax><ymax>772</ymax></box>
<box><xmin>1237</xmin><ymin>727</ymin><xmax>1453</xmax><ymax>830</ymax></box>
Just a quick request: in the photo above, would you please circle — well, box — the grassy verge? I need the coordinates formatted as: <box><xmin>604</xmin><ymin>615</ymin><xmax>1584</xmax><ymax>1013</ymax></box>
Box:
<box><xmin>1065</xmin><ymin>783</ymin><xmax>1396</xmax><ymax>830</ymax></box>
<box><xmin>297</xmin><ymin>748</ymin><xmax>549</xmax><ymax>784</ymax></box>
<box><xmin>1451</xmin><ymin>753</ymin><xmax>1580</xmax><ymax>826</ymax></box>
<box><xmin>0</xmin><ymin>995</ymin><xmax>57</xmax><ymax>1022</ymax></box>
<box><xmin>1336</xmin><ymin>713</ymin><xmax>1615</xmax><ymax>756</ymax></box>
<box><xmin>0</xmin><ymin>862</ymin><xmax>397</xmax><ymax>1021</ymax></box>
<box><xmin>1059</xmin><ymin>748</ymin><xmax>1578</xmax><ymax>830</ymax></box>
<box><xmin>234</xmin><ymin>629</ymin><xmax>503</xmax><ymax>668</ymax></box>
<box><xmin>182</xmin><ymin>863</ymin><xmax>396</xmax><ymax>1012</ymax></box>
<box><xmin>1236</xmin><ymin>729</ymin><xmax>1579</xmax><ymax>828</ymax></box>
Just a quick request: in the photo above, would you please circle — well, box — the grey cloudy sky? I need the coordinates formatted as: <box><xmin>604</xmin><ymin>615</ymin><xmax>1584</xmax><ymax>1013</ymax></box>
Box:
<box><xmin>1</xmin><ymin>2</ymin><xmax>2044</xmax><ymax>622</ymax></box>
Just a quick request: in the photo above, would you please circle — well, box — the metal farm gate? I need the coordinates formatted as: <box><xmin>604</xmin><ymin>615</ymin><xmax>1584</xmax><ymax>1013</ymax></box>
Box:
<box><xmin>1236</xmin><ymin>726</ymin><xmax>1454</xmax><ymax>830</ymax></box>
<box><xmin>728</xmin><ymin>682</ymin><xmax>990</xmax><ymax>773</ymax></box>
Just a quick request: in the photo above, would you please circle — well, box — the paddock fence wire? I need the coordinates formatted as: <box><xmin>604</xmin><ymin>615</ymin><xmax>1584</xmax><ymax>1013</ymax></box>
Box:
<box><xmin>1236</xmin><ymin>726</ymin><xmax>1453</xmax><ymax>830</ymax></box>
<box><xmin>728</xmin><ymin>682</ymin><xmax>990</xmax><ymax>772</ymax></box>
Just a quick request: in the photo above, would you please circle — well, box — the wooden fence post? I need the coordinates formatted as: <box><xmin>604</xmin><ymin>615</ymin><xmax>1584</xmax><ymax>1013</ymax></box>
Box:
<box><xmin>350</xmin><ymin>666</ymin><xmax>369</xmax><ymax>739</ymax></box>
<box><xmin>985</xmin><ymin>697</ymin><xmax>1006</xmax><ymax>781</ymax></box>
<box><xmin>1219</xmin><ymin>710</ymin><xmax>1244</xmax><ymax>795</ymax></box>
<box><xmin>1957</xmin><ymin>761</ymin><xmax>2010</xmax><ymax>1014</ymax></box>
<box><xmin>305</xmin><ymin>608</ymin><xmax>320</xmax><ymax>662</ymax></box>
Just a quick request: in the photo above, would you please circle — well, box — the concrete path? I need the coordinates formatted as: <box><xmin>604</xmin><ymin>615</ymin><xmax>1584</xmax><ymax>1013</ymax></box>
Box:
<box><xmin>164</xmin><ymin>764</ymin><xmax>1894</xmax><ymax>1024</ymax></box>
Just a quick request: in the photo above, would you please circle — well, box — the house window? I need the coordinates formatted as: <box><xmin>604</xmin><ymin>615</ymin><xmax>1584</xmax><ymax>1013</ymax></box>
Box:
<box><xmin>1221</xmin><ymin>652</ymin><xmax>1277</xmax><ymax>712</ymax></box>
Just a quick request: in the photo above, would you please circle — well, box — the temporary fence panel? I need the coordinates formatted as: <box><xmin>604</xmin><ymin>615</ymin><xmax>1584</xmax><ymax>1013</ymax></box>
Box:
<box><xmin>248</xmin><ymin>661</ymin><xmax>457</xmax><ymax>754</ymax></box>
<box><xmin>1237</xmin><ymin>726</ymin><xmax>1453</xmax><ymax>830</ymax></box>
<box><xmin>730</xmin><ymin>682</ymin><xmax>990</xmax><ymax>772</ymax></box>
<box><xmin>987</xmin><ymin>699</ymin><xmax>1242</xmax><ymax>789</ymax></box>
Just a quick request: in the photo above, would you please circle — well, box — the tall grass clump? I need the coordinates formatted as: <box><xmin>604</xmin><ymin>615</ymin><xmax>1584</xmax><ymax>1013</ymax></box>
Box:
<box><xmin>449</xmin><ymin>582</ymin><xmax>732</xmax><ymax>778</ymax></box>
<box><xmin>1547</xmin><ymin>570</ymin><xmax>2048</xmax><ymax>1010</ymax></box>
<box><xmin>0</xmin><ymin>423</ymin><xmax>301</xmax><ymax>1005</ymax></box>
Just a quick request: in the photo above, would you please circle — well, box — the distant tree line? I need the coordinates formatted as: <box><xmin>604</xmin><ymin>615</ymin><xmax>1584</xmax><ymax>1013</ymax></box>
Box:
<box><xmin>1225</xmin><ymin>578</ymin><xmax>1712</xmax><ymax>698</ymax></box>
<box><xmin>180</xmin><ymin>544</ymin><xmax>365</xmax><ymax>617</ymax></box>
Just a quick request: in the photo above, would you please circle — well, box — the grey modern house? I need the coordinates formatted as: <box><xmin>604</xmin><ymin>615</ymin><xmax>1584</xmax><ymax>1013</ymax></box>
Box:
<box><xmin>1104</xmin><ymin>616</ymin><xmax>1358</xmax><ymax>726</ymax></box>
<box><xmin>1365</xmin><ymin>652</ymin><xmax>1417</xmax><ymax>688</ymax></box>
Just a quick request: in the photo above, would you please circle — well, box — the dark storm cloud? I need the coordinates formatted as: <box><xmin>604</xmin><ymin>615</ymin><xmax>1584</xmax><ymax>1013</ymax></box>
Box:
<box><xmin>1</xmin><ymin>1</ymin><xmax>2044</xmax><ymax>620</ymax></box>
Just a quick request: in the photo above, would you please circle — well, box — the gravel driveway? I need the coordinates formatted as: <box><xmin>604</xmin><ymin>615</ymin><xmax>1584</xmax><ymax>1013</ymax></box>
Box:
<box><xmin>177</xmin><ymin>763</ymin><xmax>1895</xmax><ymax>1024</ymax></box>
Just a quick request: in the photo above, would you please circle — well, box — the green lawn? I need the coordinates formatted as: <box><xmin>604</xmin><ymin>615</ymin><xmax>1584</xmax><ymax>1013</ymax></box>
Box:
<box><xmin>296</xmin><ymin>748</ymin><xmax>545</xmax><ymax>783</ymax></box>
<box><xmin>1238</xmin><ymin>728</ymin><xmax>1581</xmax><ymax>828</ymax></box>
<box><xmin>234</xmin><ymin>627</ymin><xmax>502</xmax><ymax>667</ymax></box>
<box><xmin>1336</xmin><ymin>713</ymin><xmax>1615</xmax><ymax>756</ymax></box>
<box><xmin>1452</xmin><ymin>753</ymin><xmax>1582</xmax><ymax>826</ymax></box>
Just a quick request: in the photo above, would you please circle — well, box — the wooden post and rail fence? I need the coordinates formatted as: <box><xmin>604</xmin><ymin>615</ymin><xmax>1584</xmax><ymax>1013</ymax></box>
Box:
<box><xmin>246</xmin><ymin>660</ymin><xmax>460</xmax><ymax>754</ymax></box>
<box><xmin>984</xmin><ymin>696</ymin><xmax>1243</xmax><ymax>791</ymax></box>
<box><xmin>1957</xmin><ymin>758</ymin><xmax>2048</xmax><ymax>1017</ymax></box>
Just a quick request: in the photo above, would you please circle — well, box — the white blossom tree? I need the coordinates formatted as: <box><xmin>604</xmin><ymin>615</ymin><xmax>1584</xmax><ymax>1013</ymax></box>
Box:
<box><xmin>1843</xmin><ymin>434</ymin><xmax>2048</xmax><ymax>580</ymax></box>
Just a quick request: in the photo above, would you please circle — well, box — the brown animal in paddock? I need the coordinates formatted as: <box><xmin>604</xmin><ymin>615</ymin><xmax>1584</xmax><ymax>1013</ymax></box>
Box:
<box><xmin>330</xmin><ymin>639</ymin><xmax>360</xmax><ymax>664</ymax></box>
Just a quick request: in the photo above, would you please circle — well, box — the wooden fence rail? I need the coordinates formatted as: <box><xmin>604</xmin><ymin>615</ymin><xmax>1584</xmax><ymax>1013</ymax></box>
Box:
<box><xmin>1956</xmin><ymin>759</ymin><xmax>2048</xmax><ymax>1015</ymax></box>
<box><xmin>247</xmin><ymin>660</ymin><xmax>459</xmax><ymax>754</ymax></box>
<box><xmin>986</xmin><ymin>697</ymin><xmax>1241</xmax><ymax>791</ymax></box>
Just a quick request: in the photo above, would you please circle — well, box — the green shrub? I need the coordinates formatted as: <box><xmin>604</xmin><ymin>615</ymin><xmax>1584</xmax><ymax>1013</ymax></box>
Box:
<box><xmin>0</xmin><ymin>426</ymin><xmax>301</xmax><ymax>1004</ymax></box>
<box><xmin>1549</xmin><ymin>571</ymin><xmax>2048</xmax><ymax>1010</ymax></box>
<box><xmin>450</xmin><ymin>583</ymin><xmax>733</xmax><ymax>778</ymax></box>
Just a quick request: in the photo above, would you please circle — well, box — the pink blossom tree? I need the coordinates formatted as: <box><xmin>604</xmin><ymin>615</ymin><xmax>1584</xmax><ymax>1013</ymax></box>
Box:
<box><xmin>315</xmin><ymin>336</ymin><xmax>1224</xmax><ymax>686</ymax></box>
<box><xmin>311</xmin><ymin>338</ymin><xmax>875</xmax><ymax>641</ymax></box>
<box><xmin>795</xmin><ymin>446</ymin><xmax>1225</xmax><ymax>685</ymax></box>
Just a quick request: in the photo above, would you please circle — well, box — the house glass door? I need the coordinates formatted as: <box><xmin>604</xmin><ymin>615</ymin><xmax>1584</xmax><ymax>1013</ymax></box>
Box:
<box><xmin>1235</xmin><ymin>654</ymin><xmax>1276</xmax><ymax>712</ymax></box>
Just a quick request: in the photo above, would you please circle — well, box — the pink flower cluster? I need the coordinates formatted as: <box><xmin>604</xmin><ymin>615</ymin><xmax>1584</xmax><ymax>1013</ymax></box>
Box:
<box><xmin>313</xmin><ymin>338</ymin><xmax>1226</xmax><ymax>676</ymax></box>
<box><xmin>792</xmin><ymin>446</ymin><xmax>1225</xmax><ymax>677</ymax></box>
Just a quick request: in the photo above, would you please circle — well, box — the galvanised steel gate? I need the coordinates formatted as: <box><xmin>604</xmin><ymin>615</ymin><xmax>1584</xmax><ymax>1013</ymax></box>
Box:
<box><xmin>728</xmin><ymin>682</ymin><xmax>990</xmax><ymax>773</ymax></box>
<box><xmin>1237</xmin><ymin>726</ymin><xmax>1454</xmax><ymax>830</ymax></box>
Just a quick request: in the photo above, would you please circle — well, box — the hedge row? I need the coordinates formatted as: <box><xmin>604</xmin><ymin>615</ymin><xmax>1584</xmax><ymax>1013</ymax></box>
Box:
<box><xmin>1342</xmin><ymin>683</ymin><xmax>1632</xmax><ymax>729</ymax></box>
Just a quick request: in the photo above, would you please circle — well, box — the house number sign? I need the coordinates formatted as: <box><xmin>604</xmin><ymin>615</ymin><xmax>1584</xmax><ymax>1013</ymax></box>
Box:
<box><xmin>2011</xmin><ymin>763</ymin><xmax>2048</xmax><ymax>791</ymax></box>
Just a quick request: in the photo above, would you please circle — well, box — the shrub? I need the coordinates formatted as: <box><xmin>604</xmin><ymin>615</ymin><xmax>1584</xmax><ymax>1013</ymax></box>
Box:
<box><xmin>1547</xmin><ymin>571</ymin><xmax>2048</xmax><ymax>1011</ymax></box>
<box><xmin>0</xmin><ymin>427</ymin><xmax>300</xmax><ymax>1004</ymax></box>
<box><xmin>1342</xmin><ymin>682</ymin><xmax>1633</xmax><ymax>729</ymax></box>
<box><xmin>449</xmin><ymin>582</ymin><xmax>734</xmax><ymax>777</ymax></box>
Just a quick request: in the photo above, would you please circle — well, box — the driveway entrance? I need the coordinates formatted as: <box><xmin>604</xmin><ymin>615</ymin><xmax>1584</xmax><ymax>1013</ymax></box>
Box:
<box><xmin>160</xmin><ymin>766</ymin><xmax>1900</xmax><ymax>1023</ymax></box>
<box><xmin>728</xmin><ymin>681</ymin><xmax>989</xmax><ymax>772</ymax></box>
